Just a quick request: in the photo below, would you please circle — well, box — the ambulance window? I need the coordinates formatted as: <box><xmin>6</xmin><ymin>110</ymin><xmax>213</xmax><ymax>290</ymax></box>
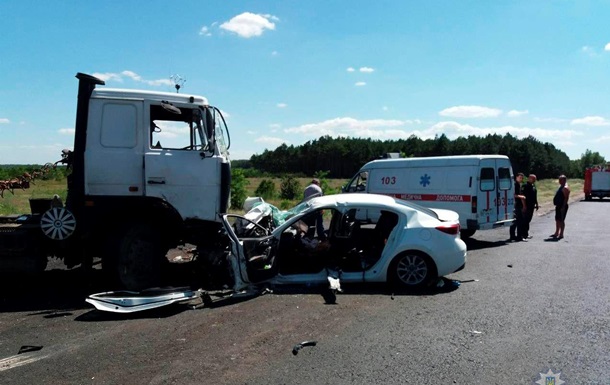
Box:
<box><xmin>480</xmin><ymin>168</ymin><xmax>495</xmax><ymax>191</ymax></box>
<box><xmin>498</xmin><ymin>167</ymin><xmax>512</xmax><ymax>190</ymax></box>
<box><xmin>347</xmin><ymin>171</ymin><xmax>368</xmax><ymax>192</ymax></box>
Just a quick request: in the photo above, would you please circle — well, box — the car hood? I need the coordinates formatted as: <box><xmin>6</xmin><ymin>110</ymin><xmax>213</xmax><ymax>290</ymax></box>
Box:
<box><xmin>429</xmin><ymin>208</ymin><xmax>460</xmax><ymax>223</ymax></box>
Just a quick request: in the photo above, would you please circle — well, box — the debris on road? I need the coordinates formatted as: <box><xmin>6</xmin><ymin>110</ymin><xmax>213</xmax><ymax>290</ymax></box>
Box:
<box><xmin>292</xmin><ymin>340</ymin><xmax>317</xmax><ymax>355</ymax></box>
<box><xmin>18</xmin><ymin>345</ymin><xmax>43</xmax><ymax>354</ymax></box>
<box><xmin>86</xmin><ymin>288</ymin><xmax>200</xmax><ymax>313</ymax></box>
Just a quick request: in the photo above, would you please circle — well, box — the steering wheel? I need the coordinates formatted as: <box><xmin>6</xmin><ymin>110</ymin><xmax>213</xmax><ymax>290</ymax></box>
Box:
<box><xmin>244</xmin><ymin>221</ymin><xmax>272</xmax><ymax>237</ymax></box>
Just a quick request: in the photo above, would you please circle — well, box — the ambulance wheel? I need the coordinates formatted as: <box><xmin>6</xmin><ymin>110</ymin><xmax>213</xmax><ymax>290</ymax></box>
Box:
<box><xmin>460</xmin><ymin>229</ymin><xmax>476</xmax><ymax>239</ymax></box>
<box><xmin>585</xmin><ymin>194</ymin><xmax>592</xmax><ymax>201</ymax></box>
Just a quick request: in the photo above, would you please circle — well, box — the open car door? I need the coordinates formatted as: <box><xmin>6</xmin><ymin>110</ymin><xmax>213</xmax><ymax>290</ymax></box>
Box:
<box><xmin>221</xmin><ymin>214</ymin><xmax>279</xmax><ymax>288</ymax></box>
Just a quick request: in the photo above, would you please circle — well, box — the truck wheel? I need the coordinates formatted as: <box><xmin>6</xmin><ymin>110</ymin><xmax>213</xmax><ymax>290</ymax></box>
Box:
<box><xmin>118</xmin><ymin>224</ymin><xmax>168</xmax><ymax>291</ymax></box>
<box><xmin>460</xmin><ymin>229</ymin><xmax>476</xmax><ymax>239</ymax></box>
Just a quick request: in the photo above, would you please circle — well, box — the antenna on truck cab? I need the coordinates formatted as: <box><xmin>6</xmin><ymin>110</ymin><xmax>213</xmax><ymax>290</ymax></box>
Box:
<box><xmin>170</xmin><ymin>74</ymin><xmax>186</xmax><ymax>93</ymax></box>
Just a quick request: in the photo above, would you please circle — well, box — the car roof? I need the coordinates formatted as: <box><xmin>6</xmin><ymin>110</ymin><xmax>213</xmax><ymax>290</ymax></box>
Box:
<box><xmin>305</xmin><ymin>193</ymin><xmax>436</xmax><ymax>216</ymax></box>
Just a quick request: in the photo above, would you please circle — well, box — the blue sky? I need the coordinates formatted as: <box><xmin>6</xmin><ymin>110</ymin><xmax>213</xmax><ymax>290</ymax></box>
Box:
<box><xmin>1</xmin><ymin>1</ymin><xmax>609</xmax><ymax>164</ymax></box>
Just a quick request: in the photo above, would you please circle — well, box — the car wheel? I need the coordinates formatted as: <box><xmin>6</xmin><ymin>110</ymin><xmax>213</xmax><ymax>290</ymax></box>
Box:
<box><xmin>389</xmin><ymin>252</ymin><xmax>436</xmax><ymax>288</ymax></box>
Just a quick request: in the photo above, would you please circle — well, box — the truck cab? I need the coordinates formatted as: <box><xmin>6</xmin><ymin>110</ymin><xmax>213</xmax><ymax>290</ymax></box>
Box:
<box><xmin>65</xmin><ymin>73</ymin><xmax>231</xmax><ymax>288</ymax></box>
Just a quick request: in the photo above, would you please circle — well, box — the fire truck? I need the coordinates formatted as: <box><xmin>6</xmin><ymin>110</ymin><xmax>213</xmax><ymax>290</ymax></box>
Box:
<box><xmin>584</xmin><ymin>164</ymin><xmax>610</xmax><ymax>201</ymax></box>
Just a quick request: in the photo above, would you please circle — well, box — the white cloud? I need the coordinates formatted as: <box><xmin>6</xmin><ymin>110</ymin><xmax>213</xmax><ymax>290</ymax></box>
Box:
<box><xmin>346</xmin><ymin>67</ymin><xmax>355</xmax><ymax>72</ymax></box>
<box><xmin>439</xmin><ymin>105</ymin><xmax>502</xmax><ymax>118</ymax></box>
<box><xmin>360</xmin><ymin>67</ymin><xmax>375</xmax><ymax>73</ymax></box>
<box><xmin>581</xmin><ymin>45</ymin><xmax>601</xmax><ymax>57</ymax></box>
<box><xmin>281</xmin><ymin>117</ymin><xmax>583</xmax><ymax>146</ymax></box>
<box><xmin>92</xmin><ymin>72</ymin><xmax>123</xmax><ymax>82</ymax></box>
<box><xmin>355</xmin><ymin>82</ymin><xmax>366</xmax><ymax>87</ymax></box>
<box><xmin>247</xmin><ymin>130</ymin><xmax>256</xmax><ymax>135</ymax></box>
<box><xmin>255</xmin><ymin>136</ymin><xmax>289</xmax><ymax>146</ymax></box>
<box><xmin>93</xmin><ymin>70</ymin><xmax>172</xmax><ymax>87</ymax></box>
<box><xmin>271</xmin><ymin>51</ymin><xmax>278</xmax><ymax>56</ymax></box>
<box><xmin>276</xmin><ymin>103</ymin><xmax>287</xmax><ymax>108</ymax></box>
<box><xmin>269</xmin><ymin>123</ymin><xmax>281</xmax><ymax>129</ymax></box>
<box><xmin>382</xmin><ymin>106</ymin><xmax>388</xmax><ymax>111</ymax></box>
<box><xmin>0</xmin><ymin>118</ymin><xmax>9</xmax><ymax>124</ymax></box>
<box><xmin>58</xmin><ymin>128</ymin><xmax>75</xmax><ymax>135</ymax></box>
<box><xmin>570</xmin><ymin>116</ymin><xmax>610</xmax><ymax>126</ymax></box>
<box><xmin>507</xmin><ymin>109</ymin><xmax>529</xmax><ymax>117</ymax></box>
<box><xmin>534</xmin><ymin>117</ymin><xmax>568</xmax><ymax>123</ymax></box>
<box><xmin>284</xmin><ymin>117</ymin><xmax>406</xmax><ymax>137</ymax></box>
<box><xmin>605</xmin><ymin>42</ymin><xmax>610</xmax><ymax>51</ymax></box>
<box><xmin>199</xmin><ymin>26</ymin><xmax>211</xmax><ymax>36</ymax></box>
<box><xmin>219</xmin><ymin>109</ymin><xmax>231</xmax><ymax>119</ymax></box>
<box><xmin>220</xmin><ymin>12</ymin><xmax>277</xmax><ymax>38</ymax></box>
<box><xmin>429</xmin><ymin>121</ymin><xmax>583</xmax><ymax>140</ymax></box>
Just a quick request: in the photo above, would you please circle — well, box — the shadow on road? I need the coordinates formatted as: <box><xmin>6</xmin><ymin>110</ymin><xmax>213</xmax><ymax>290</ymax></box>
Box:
<box><xmin>0</xmin><ymin>264</ymin><xmax>466</xmax><ymax>318</ymax></box>
<box><xmin>463</xmin><ymin>237</ymin><xmax>510</xmax><ymax>251</ymax></box>
<box><xmin>580</xmin><ymin>198</ymin><xmax>610</xmax><ymax>203</ymax></box>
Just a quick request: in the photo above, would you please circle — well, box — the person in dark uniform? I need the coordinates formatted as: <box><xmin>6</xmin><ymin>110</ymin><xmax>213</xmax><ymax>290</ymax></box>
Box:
<box><xmin>522</xmin><ymin>174</ymin><xmax>539</xmax><ymax>239</ymax></box>
<box><xmin>551</xmin><ymin>175</ymin><xmax>570</xmax><ymax>240</ymax></box>
<box><xmin>509</xmin><ymin>173</ymin><xmax>527</xmax><ymax>241</ymax></box>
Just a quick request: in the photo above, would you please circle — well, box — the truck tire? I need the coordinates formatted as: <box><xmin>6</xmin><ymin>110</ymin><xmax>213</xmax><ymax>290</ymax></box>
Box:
<box><xmin>117</xmin><ymin>223</ymin><xmax>169</xmax><ymax>291</ymax></box>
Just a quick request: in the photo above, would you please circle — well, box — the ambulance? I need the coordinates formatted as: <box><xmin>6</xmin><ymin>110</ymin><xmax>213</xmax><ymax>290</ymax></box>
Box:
<box><xmin>343</xmin><ymin>155</ymin><xmax>515</xmax><ymax>238</ymax></box>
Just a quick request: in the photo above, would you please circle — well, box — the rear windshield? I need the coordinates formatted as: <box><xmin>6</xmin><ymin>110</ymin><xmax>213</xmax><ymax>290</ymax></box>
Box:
<box><xmin>393</xmin><ymin>198</ymin><xmax>439</xmax><ymax>219</ymax></box>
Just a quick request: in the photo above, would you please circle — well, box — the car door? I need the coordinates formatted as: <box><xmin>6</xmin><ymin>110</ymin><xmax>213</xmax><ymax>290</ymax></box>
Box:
<box><xmin>221</xmin><ymin>214</ymin><xmax>280</xmax><ymax>286</ymax></box>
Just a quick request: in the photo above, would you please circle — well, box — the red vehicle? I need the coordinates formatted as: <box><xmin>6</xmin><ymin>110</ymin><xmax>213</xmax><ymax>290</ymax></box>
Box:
<box><xmin>584</xmin><ymin>164</ymin><xmax>610</xmax><ymax>201</ymax></box>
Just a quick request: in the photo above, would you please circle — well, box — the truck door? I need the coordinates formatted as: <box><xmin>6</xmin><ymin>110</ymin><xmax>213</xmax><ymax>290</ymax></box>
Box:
<box><xmin>144</xmin><ymin>104</ymin><xmax>222</xmax><ymax>220</ymax></box>
<box><xmin>477</xmin><ymin>159</ymin><xmax>513</xmax><ymax>227</ymax></box>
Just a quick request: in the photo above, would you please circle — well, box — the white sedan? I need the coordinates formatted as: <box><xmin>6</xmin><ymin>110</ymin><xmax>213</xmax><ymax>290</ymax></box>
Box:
<box><xmin>222</xmin><ymin>193</ymin><xmax>466</xmax><ymax>290</ymax></box>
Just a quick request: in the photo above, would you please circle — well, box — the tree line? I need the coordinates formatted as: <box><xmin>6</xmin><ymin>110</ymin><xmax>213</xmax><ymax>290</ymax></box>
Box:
<box><xmin>240</xmin><ymin>134</ymin><xmax>605</xmax><ymax>180</ymax></box>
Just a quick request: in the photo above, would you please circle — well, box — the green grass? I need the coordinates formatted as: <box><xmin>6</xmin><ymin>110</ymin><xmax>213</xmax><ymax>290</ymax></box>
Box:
<box><xmin>535</xmin><ymin>178</ymin><xmax>583</xmax><ymax>204</ymax></box>
<box><xmin>0</xmin><ymin>179</ymin><xmax>67</xmax><ymax>215</ymax></box>
<box><xmin>0</xmin><ymin>177</ymin><xmax>584</xmax><ymax>216</ymax></box>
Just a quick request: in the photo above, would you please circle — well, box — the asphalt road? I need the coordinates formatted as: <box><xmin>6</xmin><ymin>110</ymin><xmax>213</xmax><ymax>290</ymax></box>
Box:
<box><xmin>1</xmin><ymin>196</ymin><xmax>609</xmax><ymax>384</ymax></box>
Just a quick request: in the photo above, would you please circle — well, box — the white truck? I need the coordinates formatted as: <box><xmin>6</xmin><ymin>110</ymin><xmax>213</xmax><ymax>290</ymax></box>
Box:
<box><xmin>342</xmin><ymin>155</ymin><xmax>515</xmax><ymax>238</ymax></box>
<box><xmin>0</xmin><ymin>73</ymin><xmax>232</xmax><ymax>290</ymax></box>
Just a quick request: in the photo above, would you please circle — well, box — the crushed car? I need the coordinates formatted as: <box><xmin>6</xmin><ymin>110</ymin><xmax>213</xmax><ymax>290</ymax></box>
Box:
<box><xmin>223</xmin><ymin>193</ymin><xmax>467</xmax><ymax>290</ymax></box>
<box><xmin>86</xmin><ymin>193</ymin><xmax>467</xmax><ymax>313</ymax></box>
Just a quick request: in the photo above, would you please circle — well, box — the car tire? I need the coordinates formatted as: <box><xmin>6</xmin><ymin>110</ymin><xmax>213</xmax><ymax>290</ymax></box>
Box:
<box><xmin>388</xmin><ymin>251</ymin><xmax>436</xmax><ymax>289</ymax></box>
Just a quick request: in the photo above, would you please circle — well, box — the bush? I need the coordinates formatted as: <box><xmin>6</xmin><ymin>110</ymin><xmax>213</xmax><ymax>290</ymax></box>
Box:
<box><xmin>280</xmin><ymin>176</ymin><xmax>301</xmax><ymax>200</ymax></box>
<box><xmin>230</xmin><ymin>169</ymin><xmax>250</xmax><ymax>210</ymax></box>
<box><xmin>254</xmin><ymin>179</ymin><xmax>276</xmax><ymax>200</ymax></box>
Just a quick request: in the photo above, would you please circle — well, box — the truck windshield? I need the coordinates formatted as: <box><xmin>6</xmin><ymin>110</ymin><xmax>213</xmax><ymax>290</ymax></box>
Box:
<box><xmin>150</xmin><ymin>104</ymin><xmax>209</xmax><ymax>151</ymax></box>
<box><xmin>212</xmin><ymin>107</ymin><xmax>230</xmax><ymax>155</ymax></box>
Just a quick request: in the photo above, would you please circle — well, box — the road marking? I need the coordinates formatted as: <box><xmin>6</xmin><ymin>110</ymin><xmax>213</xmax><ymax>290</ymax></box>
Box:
<box><xmin>0</xmin><ymin>353</ymin><xmax>49</xmax><ymax>372</ymax></box>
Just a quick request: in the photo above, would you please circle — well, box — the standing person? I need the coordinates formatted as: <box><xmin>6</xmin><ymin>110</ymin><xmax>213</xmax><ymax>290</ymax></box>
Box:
<box><xmin>303</xmin><ymin>178</ymin><xmax>326</xmax><ymax>240</ymax></box>
<box><xmin>522</xmin><ymin>174</ymin><xmax>539</xmax><ymax>239</ymax></box>
<box><xmin>509</xmin><ymin>173</ymin><xmax>527</xmax><ymax>241</ymax></box>
<box><xmin>551</xmin><ymin>175</ymin><xmax>570</xmax><ymax>239</ymax></box>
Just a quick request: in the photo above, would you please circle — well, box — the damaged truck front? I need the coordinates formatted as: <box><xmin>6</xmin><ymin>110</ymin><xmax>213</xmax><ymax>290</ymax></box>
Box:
<box><xmin>0</xmin><ymin>73</ymin><xmax>233</xmax><ymax>291</ymax></box>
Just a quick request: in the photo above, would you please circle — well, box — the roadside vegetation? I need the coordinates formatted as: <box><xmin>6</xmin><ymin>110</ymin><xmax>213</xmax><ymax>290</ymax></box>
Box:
<box><xmin>0</xmin><ymin>173</ymin><xmax>584</xmax><ymax>216</ymax></box>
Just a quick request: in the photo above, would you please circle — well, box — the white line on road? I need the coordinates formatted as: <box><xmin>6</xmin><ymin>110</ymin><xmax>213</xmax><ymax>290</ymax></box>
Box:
<box><xmin>0</xmin><ymin>353</ymin><xmax>49</xmax><ymax>372</ymax></box>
